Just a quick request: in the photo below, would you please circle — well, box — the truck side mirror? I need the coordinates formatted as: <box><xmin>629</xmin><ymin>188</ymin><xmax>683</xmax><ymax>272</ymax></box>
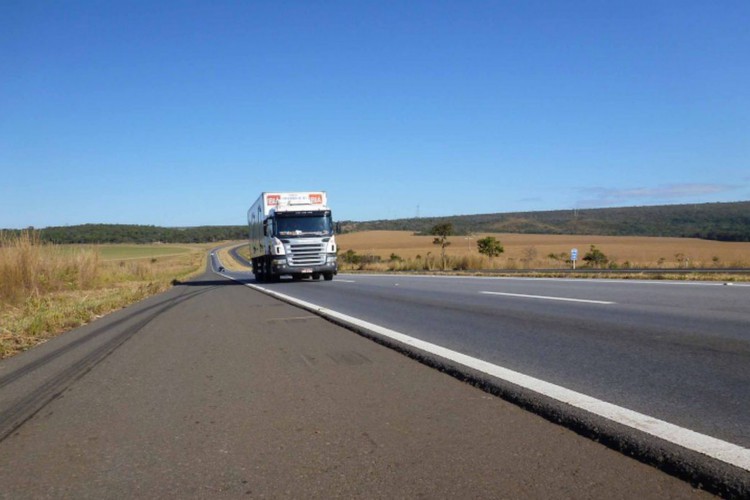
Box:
<box><xmin>263</xmin><ymin>221</ymin><xmax>269</xmax><ymax>236</ymax></box>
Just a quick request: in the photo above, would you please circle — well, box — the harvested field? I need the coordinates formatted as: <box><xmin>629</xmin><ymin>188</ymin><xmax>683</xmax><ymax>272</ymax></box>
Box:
<box><xmin>336</xmin><ymin>231</ymin><xmax>750</xmax><ymax>269</ymax></box>
<box><xmin>96</xmin><ymin>244</ymin><xmax>194</xmax><ymax>261</ymax></box>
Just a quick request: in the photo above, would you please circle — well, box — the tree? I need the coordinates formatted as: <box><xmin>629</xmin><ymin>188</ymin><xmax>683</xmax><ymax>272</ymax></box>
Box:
<box><xmin>341</xmin><ymin>249</ymin><xmax>359</xmax><ymax>264</ymax></box>
<box><xmin>547</xmin><ymin>251</ymin><xmax>570</xmax><ymax>267</ymax></box>
<box><xmin>477</xmin><ymin>236</ymin><xmax>504</xmax><ymax>260</ymax></box>
<box><xmin>582</xmin><ymin>245</ymin><xmax>608</xmax><ymax>268</ymax></box>
<box><xmin>430</xmin><ymin>223</ymin><xmax>453</xmax><ymax>270</ymax></box>
<box><xmin>520</xmin><ymin>246</ymin><xmax>538</xmax><ymax>268</ymax></box>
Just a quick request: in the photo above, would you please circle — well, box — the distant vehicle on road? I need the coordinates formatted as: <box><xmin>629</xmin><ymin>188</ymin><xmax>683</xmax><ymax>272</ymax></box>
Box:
<box><xmin>247</xmin><ymin>192</ymin><xmax>338</xmax><ymax>282</ymax></box>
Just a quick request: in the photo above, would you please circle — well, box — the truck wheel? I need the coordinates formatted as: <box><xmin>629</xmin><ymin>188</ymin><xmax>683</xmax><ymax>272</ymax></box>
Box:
<box><xmin>253</xmin><ymin>260</ymin><xmax>263</xmax><ymax>282</ymax></box>
<box><xmin>264</xmin><ymin>260</ymin><xmax>277</xmax><ymax>282</ymax></box>
<box><xmin>323</xmin><ymin>273</ymin><xmax>333</xmax><ymax>281</ymax></box>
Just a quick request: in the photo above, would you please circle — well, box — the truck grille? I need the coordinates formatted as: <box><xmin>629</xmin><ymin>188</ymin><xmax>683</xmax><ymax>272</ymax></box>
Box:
<box><xmin>288</xmin><ymin>243</ymin><xmax>325</xmax><ymax>266</ymax></box>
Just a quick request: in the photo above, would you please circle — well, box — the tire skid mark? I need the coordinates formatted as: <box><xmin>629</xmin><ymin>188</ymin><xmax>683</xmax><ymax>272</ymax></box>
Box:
<box><xmin>0</xmin><ymin>284</ymin><xmax>216</xmax><ymax>442</ymax></box>
<box><xmin>0</xmin><ymin>287</ymin><xmax>206</xmax><ymax>390</ymax></box>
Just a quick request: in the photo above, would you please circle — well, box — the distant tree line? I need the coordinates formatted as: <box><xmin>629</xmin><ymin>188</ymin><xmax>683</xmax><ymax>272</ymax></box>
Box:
<box><xmin>3</xmin><ymin>200</ymin><xmax>749</xmax><ymax>244</ymax></box>
<box><xmin>341</xmin><ymin>201</ymin><xmax>750</xmax><ymax>242</ymax></box>
<box><xmin>0</xmin><ymin>224</ymin><xmax>249</xmax><ymax>244</ymax></box>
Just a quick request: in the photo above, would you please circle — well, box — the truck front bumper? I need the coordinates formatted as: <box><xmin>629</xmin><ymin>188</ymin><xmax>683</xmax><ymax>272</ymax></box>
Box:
<box><xmin>271</xmin><ymin>258</ymin><xmax>337</xmax><ymax>276</ymax></box>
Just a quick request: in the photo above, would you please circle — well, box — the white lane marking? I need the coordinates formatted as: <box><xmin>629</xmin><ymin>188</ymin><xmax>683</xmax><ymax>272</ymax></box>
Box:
<box><xmin>342</xmin><ymin>273</ymin><xmax>750</xmax><ymax>287</ymax></box>
<box><xmin>227</xmin><ymin>275</ymin><xmax>750</xmax><ymax>472</ymax></box>
<box><xmin>480</xmin><ymin>291</ymin><xmax>615</xmax><ymax>305</ymax></box>
<box><xmin>335</xmin><ymin>279</ymin><xmax>357</xmax><ymax>283</ymax></box>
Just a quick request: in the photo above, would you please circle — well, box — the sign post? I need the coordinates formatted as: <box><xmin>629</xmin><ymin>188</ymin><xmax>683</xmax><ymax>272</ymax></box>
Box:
<box><xmin>571</xmin><ymin>248</ymin><xmax>578</xmax><ymax>270</ymax></box>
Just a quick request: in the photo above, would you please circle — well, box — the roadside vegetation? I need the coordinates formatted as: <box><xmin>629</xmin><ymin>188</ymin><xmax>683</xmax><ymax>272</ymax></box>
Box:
<box><xmin>216</xmin><ymin>243</ymin><xmax>250</xmax><ymax>272</ymax></box>
<box><xmin>430</xmin><ymin>223</ymin><xmax>454</xmax><ymax>270</ymax></box>
<box><xmin>0</xmin><ymin>231</ymin><xmax>208</xmax><ymax>359</ymax></box>
<box><xmin>334</xmin><ymin>229</ymin><xmax>750</xmax><ymax>277</ymax></box>
<box><xmin>220</xmin><ymin>228</ymin><xmax>749</xmax><ymax>278</ymax></box>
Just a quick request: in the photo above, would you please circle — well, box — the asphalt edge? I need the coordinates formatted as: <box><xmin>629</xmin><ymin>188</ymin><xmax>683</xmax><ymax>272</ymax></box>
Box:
<box><xmin>215</xmin><ymin>268</ymin><xmax>749</xmax><ymax>498</ymax></box>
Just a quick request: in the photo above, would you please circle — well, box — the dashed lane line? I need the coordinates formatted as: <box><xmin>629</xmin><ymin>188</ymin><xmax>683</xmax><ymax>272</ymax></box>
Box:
<box><xmin>480</xmin><ymin>291</ymin><xmax>615</xmax><ymax>304</ymax></box>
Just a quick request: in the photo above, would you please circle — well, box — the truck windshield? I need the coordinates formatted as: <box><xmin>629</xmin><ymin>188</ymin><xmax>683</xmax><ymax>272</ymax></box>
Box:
<box><xmin>275</xmin><ymin>212</ymin><xmax>333</xmax><ymax>237</ymax></box>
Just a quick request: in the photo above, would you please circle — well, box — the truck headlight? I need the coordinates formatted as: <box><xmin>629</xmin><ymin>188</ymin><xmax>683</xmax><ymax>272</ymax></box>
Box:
<box><xmin>326</xmin><ymin>237</ymin><xmax>336</xmax><ymax>253</ymax></box>
<box><xmin>271</xmin><ymin>238</ymin><xmax>286</xmax><ymax>255</ymax></box>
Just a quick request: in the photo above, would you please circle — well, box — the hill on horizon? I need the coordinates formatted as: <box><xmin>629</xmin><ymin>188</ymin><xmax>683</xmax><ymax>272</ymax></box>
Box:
<box><xmin>342</xmin><ymin>201</ymin><xmax>750</xmax><ymax>242</ymax></box>
<box><xmin>3</xmin><ymin>201</ymin><xmax>749</xmax><ymax>244</ymax></box>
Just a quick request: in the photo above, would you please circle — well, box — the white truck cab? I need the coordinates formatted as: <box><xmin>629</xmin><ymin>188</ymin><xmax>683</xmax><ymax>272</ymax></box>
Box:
<box><xmin>248</xmin><ymin>192</ymin><xmax>337</xmax><ymax>281</ymax></box>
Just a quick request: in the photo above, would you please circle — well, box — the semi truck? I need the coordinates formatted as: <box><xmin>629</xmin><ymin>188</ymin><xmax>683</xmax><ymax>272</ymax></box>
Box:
<box><xmin>247</xmin><ymin>192</ymin><xmax>338</xmax><ymax>282</ymax></box>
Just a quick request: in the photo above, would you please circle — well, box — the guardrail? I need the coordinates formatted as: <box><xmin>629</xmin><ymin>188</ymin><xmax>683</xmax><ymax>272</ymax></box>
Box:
<box><xmin>474</xmin><ymin>268</ymin><xmax>750</xmax><ymax>275</ymax></box>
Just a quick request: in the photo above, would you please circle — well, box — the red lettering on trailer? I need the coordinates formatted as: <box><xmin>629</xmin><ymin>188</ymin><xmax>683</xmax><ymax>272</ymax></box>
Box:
<box><xmin>310</xmin><ymin>194</ymin><xmax>323</xmax><ymax>204</ymax></box>
<box><xmin>267</xmin><ymin>195</ymin><xmax>280</xmax><ymax>206</ymax></box>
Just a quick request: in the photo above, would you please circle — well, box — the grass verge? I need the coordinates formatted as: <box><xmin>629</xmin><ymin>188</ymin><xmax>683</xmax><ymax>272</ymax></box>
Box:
<box><xmin>1</xmin><ymin>231</ymin><xmax>208</xmax><ymax>359</ymax></box>
<box><xmin>216</xmin><ymin>242</ymin><xmax>250</xmax><ymax>272</ymax></box>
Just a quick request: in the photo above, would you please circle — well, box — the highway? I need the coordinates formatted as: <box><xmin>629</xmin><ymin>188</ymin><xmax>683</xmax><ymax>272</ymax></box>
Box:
<box><xmin>225</xmin><ymin>271</ymin><xmax>750</xmax><ymax>451</ymax></box>
<box><xmin>0</xmin><ymin>253</ymin><xmax>746</xmax><ymax>496</ymax></box>
<box><xmin>217</xmin><ymin>257</ymin><xmax>750</xmax><ymax>494</ymax></box>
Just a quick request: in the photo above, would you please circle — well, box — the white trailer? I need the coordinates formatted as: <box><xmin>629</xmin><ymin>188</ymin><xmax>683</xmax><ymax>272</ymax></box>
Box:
<box><xmin>247</xmin><ymin>192</ymin><xmax>338</xmax><ymax>281</ymax></box>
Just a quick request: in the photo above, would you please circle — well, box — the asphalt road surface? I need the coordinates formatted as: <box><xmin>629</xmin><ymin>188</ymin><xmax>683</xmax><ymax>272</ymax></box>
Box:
<box><xmin>0</xmin><ymin>264</ymin><xmax>716</xmax><ymax>497</ymax></box>
<box><xmin>230</xmin><ymin>272</ymin><xmax>750</xmax><ymax>451</ymax></box>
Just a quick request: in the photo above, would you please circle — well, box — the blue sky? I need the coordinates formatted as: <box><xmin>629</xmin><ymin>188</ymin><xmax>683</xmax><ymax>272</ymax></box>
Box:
<box><xmin>1</xmin><ymin>1</ymin><xmax>748</xmax><ymax>228</ymax></box>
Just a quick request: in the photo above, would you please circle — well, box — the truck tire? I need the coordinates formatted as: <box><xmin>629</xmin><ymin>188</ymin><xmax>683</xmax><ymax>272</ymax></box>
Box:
<box><xmin>264</xmin><ymin>258</ymin><xmax>275</xmax><ymax>282</ymax></box>
<box><xmin>253</xmin><ymin>259</ymin><xmax>263</xmax><ymax>282</ymax></box>
<box><xmin>323</xmin><ymin>272</ymin><xmax>334</xmax><ymax>281</ymax></box>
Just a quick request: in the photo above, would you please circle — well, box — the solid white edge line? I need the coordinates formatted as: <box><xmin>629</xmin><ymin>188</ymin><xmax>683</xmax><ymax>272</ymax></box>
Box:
<box><xmin>480</xmin><ymin>291</ymin><xmax>615</xmax><ymax>304</ymax></box>
<box><xmin>228</xmin><ymin>276</ymin><xmax>750</xmax><ymax>472</ymax></box>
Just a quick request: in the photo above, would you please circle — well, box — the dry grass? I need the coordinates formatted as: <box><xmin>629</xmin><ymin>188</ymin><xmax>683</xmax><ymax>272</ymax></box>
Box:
<box><xmin>0</xmin><ymin>231</ymin><xmax>99</xmax><ymax>304</ymax></box>
<box><xmin>216</xmin><ymin>242</ymin><xmax>250</xmax><ymax>272</ymax></box>
<box><xmin>336</xmin><ymin>231</ymin><xmax>750</xmax><ymax>270</ymax></box>
<box><xmin>217</xmin><ymin>230</ymin><xmax>750</xmax><ymax>274</ymax></box>
<box><xmin>0</xmin><ymin>231</ymin><xmax>207</xmax><ymax>359</ymax></box>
